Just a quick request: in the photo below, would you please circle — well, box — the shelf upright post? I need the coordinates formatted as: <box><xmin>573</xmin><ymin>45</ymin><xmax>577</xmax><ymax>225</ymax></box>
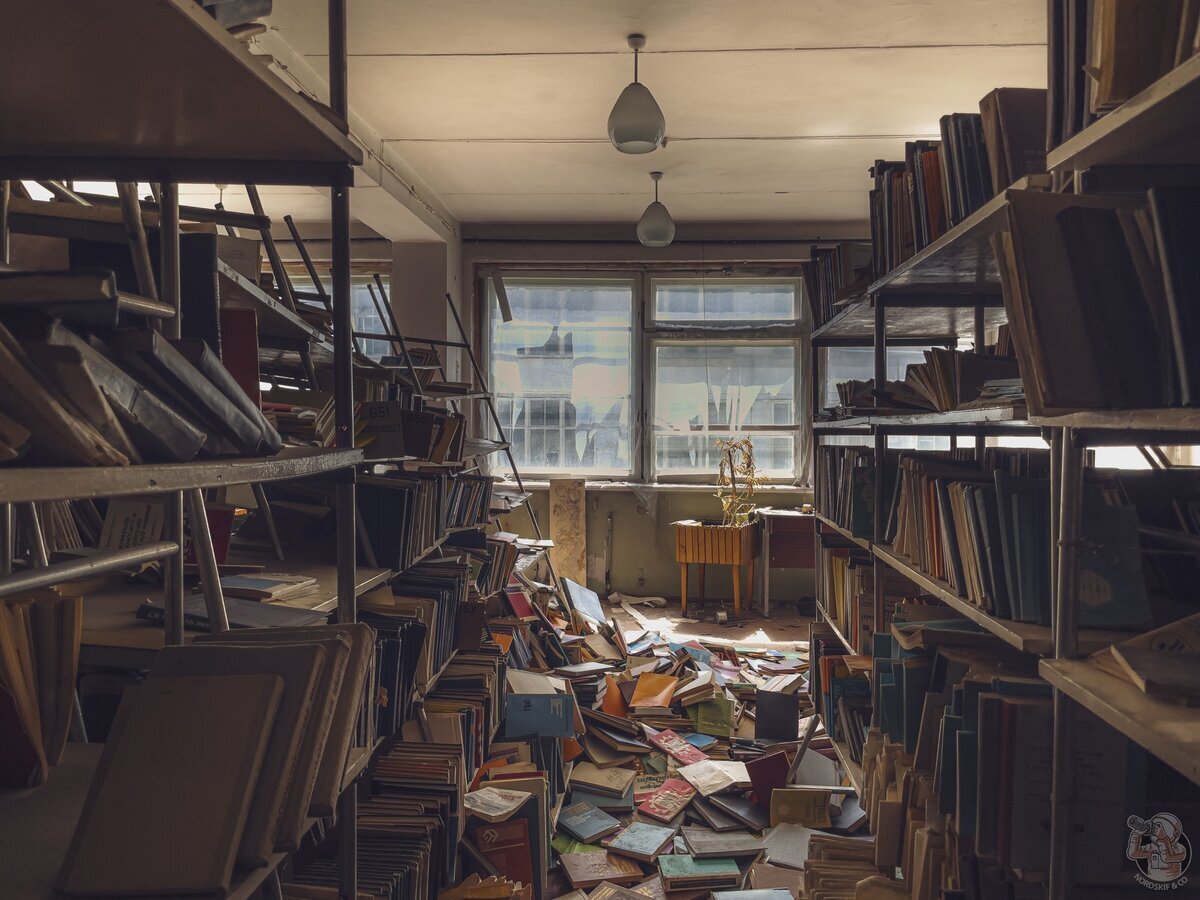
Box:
<box><xmin>328</xmin><ymin>1</ymin><xmax>357</xmax><ymax>898</ymax></box>
<box><xmin>162</xmin><ymin>491</ymin><xmax>185</xmax><ymax>646</ymax></box>
<box><xmin>0</xmin><ymin>503</ymin><xmax>11</xmax><ymax>575</ymax></box>
<box><xmin>872</xmin><ymin>294</ymin><xmax>886</xmax><ymax>637</ymax></box>
<box><xmin>1</xmin><ymin>179</ymin><xmax>10</xmax><ymax>264</ymax></box>
<box><xmin>160</xmin><ymin>182</ymin><xmax>181</xmax><ymax>339</ymax></box>
<box><xmin>1048</xmin><ymin>426</ymin><xmax>1083</xmax><ymax>900</ymax></box>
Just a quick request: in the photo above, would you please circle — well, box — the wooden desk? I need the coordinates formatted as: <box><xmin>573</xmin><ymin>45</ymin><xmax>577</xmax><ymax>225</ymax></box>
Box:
<box><xmin>754</xmin><ymin>508</ymin><xmax>815</xmax><ymax>617</ymax></box>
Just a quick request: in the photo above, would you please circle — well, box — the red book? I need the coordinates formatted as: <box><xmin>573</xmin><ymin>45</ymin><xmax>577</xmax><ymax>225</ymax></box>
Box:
<box><xmin>746</xmin><ymin>749</ymin><xmax>791</xmax><ymax>811</ymax></box>
<box><xmin>636</xmin><ymin>778</ymin><xmax>696</xmax><ymax>823</ymax></box>
<box><xmin>648</xmin><ymin>730</ymin><xmax>707</xmax><ymax>765</ymax></box>
<box><xmin>469</xmin><ymin>819</ymin><xmax>535</xmax><ymax>888</ymax></box>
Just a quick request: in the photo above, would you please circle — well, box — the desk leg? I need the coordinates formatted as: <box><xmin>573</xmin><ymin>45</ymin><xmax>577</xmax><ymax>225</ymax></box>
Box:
<box><xmin>746</xmin><ymin>561</ymin><xmax>753</xmax><ymax>617</ymax></box>
<box><xmin>762</xmin><ymin>520</ymin><xmax>771</xmax><ymax>617</ymax></box>
<box><xmin>699</xmin><ymin>563</ymin><xmax>706</xmax><ymax>608</ymax></box>
<box><xmin>680</xmin><ymin>563</ymin><xmax>688</xmax><ymax>618</ymax></box>
<box><xmin>732</xmin><ymin>564</ymin><xmax>741</xmax><ymax>619</ymax></box>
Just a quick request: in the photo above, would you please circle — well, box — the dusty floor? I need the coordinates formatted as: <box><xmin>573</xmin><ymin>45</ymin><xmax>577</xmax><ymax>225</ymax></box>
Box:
<box><xmin>609</xmin><ymin>597</ymin><xmax>814</xmax><ymax>650</ymax></box>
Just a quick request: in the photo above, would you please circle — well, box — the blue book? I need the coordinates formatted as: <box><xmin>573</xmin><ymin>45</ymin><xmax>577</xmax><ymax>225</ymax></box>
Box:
<box><xmin>684</xmin><ymin>733</ymin><xmax>718</xmax><ymax>750</ymax></box>
<box><xmin>504</xmin><ymin>692</ymin><xmax>576</xmax><ymax>738</ymax></box>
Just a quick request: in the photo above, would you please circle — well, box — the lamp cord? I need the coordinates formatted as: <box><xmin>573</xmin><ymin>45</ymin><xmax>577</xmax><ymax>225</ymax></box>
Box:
<box><xmin>634</xmin><ymin>48</ymin><xmax>639</xmax><ymax>84</ymax></box>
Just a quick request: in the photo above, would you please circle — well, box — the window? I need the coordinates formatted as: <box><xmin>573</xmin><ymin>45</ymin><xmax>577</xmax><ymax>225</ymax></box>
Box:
<box><xmin>487</xmin><ymin>272</ymin><xmax>805</xmax><ymax>481</ymax></box>
<box><xmin>653</xmin><ymin>342</ymin><xmax>796</xmax><ymax>477</ymax></box>
<box><xmin>314</xmin><ymin>275</ymin><xmax>392</xmax><ymax>360</ymax></box>
<box><xmin>654</xmin><ymin>278</ymin><xmax>797</xmax><ymax>323</ymax></box>
<box><xmin>489</xmin><ymin>278</ymin><xmax>634</xmax><ymax>476</ymax></box>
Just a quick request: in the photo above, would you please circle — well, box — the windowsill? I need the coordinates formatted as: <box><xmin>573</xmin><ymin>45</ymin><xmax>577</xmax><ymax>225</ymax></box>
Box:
<box><xmin>496</xmin><ymin>480</ymin><xmax>814</xmax><ymax>494</ymax></box>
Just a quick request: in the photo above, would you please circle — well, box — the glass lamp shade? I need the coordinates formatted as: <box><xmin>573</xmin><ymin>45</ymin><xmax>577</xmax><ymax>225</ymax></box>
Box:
<box><xmin>608</xmin><ymin>82</ymin><xmax>666</xmax><ymax>154</ymax></box>
<box><xmin>637</xmin><ymin>200</ymin><xmax>676</xmax><ymax>247</ymax></box>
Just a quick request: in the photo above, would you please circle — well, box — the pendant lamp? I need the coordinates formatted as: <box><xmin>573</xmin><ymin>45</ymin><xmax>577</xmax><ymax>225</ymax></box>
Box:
<box><xmin>608</xmin><ymin>34</ymin><xmax>666</xmax><ymax>154</ymax></box>
<box><xmin>637</xmin><ymin>172</ymin><xmax>675</xmax><ymax>248</ymax></box>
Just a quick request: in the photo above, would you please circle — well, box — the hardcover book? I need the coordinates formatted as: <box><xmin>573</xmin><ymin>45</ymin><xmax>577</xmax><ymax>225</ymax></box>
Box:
<box><xmin>559</xmin><ymin>852</ymin><xmax>643</xmax><ymax>889</ymax></box>
<box><xmin>559</xmin><ymin>801</ymin><xmax>621</xmax><ymax>843</ymax></box>
<box><xmin>657</xmin><ymin>855</ymin><xmax>742</xmax><ymax>891</ymax></box>
<box><xmin>636</xmin><ymin>778</ymin><xmax>697</xmax><ymax>823</ymax></box>
<box><xmin>602</xmin><ymin>821</ymin><xmax>677</xmax><ymax>862</ymax></box>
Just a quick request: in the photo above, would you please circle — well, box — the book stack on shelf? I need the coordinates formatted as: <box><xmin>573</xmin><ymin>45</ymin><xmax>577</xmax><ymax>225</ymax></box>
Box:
<box><xmin>869</xmin><ymin>88</ymin><xmax>1046</xmax><ymax>279</ymax></box>
<box><xmin>802</xmin><ymin>243</ymin><xmax>872</xmax><ymax>329</ymax></box>
<box><xmin>818</xmin><ymin>332</ymin><xmax>1023</xmax><ymax>421</ymax></box>
<box><xmin>1049</xmin><ymin>0</ymin><xmax>1200</xmax><ymax>150</ymax></box>
<box><xmin>994</xmin><ymin>187</ymin><xmax>1200</xmax><ymax>412</ymax></box>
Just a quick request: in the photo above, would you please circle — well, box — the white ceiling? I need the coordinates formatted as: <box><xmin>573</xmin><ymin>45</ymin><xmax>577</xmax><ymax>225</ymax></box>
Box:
<box><xmin>262</xmin><ymin>0</ymin><xmax>1047</xmax><ymax>229</ymax></box>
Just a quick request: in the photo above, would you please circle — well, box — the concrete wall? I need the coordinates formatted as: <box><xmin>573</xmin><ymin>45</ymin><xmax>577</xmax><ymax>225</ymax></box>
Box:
<box><xmin>511</xmin><ymin>486</ymin><xmax>816</xmax><ymax>613</ymax></box>
<box><xmin>391</xmin><ymin>239</ymin><xmax>467</xmax><ymax>381</ymax></box>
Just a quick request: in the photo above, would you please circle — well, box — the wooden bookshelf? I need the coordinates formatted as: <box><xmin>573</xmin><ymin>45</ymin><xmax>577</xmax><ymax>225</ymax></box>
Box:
<box><xmin>1046</xmin><ymin>52</ymin><xmax>1200</xmax><ymax>173</ymax></box>
<box><xmin>0</xmin><ymin>0</ymin><xmax>361</xmax><ymax>184</ymax></box>
<box><xmin>1040</xmin><ymin>659</ymin><xmax>1200</xmax><ymax>786</ymax></box>
<box><xmin>872</xmin><ymin>544</ymin><xmax>1130</xmax><ymax>656</ymax></box>
<box><xmin>0</xmin><ymin>448</ymin><xmax>362</xmax><ymax>505</ymax></box>
<box><xmin>814</xmin><ymin>511</ymin><xmax>870</xmax><ymax>551</ymax></box>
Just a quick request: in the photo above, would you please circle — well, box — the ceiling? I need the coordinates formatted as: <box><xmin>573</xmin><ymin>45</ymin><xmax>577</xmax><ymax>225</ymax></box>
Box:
<box><xmin>261</xmin><ymin>0</ymin><xmax>1046</xmax><ymax>230</ymax></box>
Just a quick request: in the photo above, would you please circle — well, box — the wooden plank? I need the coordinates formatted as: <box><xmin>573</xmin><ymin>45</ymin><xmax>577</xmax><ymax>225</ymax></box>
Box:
<box><xmin>548</xmin><ymin>477</ymin><xmax>586</xmax><ymax>585</ymax></box>
<box><xmin>1041</xmin><ymin>658</ymin><xmax>1200</xmax><ymax>786</ymax></box>
<box><xmin>0</xmin><ymin>447</ymin><xmax>361</xmax><ymax>504</ymax></box>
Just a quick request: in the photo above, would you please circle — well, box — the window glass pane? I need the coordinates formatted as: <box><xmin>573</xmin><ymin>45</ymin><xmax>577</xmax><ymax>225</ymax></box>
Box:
<box><xmin>490</xmin><ymin>279</ymin><xmax>633</xmax><ymax>475</ymax></box>
<box><xmin>316</xmin><ymin>275</ymin><xmax>391</xmax><ymax>360</ymax></box>
<box><xmin>654</xmin><ymin>343</ymin><xmax>795</xmax><ymax>476</ymax></box>
<box><xmin>654</xmin><ymin>280</ymin><xmax>798</xmax><ymax>322</ymax></box>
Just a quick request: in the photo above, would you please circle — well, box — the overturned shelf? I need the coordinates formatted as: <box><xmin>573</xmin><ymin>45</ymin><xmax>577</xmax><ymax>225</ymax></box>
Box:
<box><xmin>1041</xmin><ymin>658</ymin><xmax>1200</xmax><ymax>787</ymax></box>
<box><xmin>0</xmin><ymin>0</ymin><xmax>361</xmax><ymax>184</ymax></box>
<box><xmin>0</xmin><ymin>447</ymin><xmax>362</xmax><ymax>504</ymax></box>
<box><xmin>811</xmin><ymin>297</ymin><xmax>1006</xmax><ymax>345</ymax></box>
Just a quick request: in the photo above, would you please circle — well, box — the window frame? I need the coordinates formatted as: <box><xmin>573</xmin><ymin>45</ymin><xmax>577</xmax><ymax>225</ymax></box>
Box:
<box><xmin>482</xmin><ymin>267</ymin><xmax>809</xmax><ymax>484</ymax></box>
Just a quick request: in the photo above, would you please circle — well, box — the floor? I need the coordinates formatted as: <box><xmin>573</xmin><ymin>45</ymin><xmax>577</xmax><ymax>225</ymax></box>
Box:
<box><xmin>609</xmin><ymin>597</ymin><xmax>814</xmax><ymax>650</ymax></box>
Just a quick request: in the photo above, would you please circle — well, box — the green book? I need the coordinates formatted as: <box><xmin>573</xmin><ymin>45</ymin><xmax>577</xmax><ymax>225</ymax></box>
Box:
<box><xmin>658</xmin><ymin>854</ymin><xmax>741</xmax><ymax>891</ymax></box>
<box><xmin>694</xmin><ymin>695</ymin><xmax>733</xmax><ymax>737</ymax></box>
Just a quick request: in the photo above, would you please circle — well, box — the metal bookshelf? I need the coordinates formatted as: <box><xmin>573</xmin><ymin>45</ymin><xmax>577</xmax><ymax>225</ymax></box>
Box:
<box><xmin>0</xmin><ymin>0</ymin><xmax>365</xmax><ymax>895</ymax></box>
<box><xmin>812</xmin><ymin>63</ymin><xmax>1200</xmax><ymax>899</ymax></box>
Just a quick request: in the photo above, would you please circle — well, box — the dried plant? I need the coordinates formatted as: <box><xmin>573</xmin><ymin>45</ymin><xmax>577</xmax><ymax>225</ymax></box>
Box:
<box><xmin>715</xmin><ymin>437</ymin><xmax>766</xmax><ymax>527</ymax></box>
